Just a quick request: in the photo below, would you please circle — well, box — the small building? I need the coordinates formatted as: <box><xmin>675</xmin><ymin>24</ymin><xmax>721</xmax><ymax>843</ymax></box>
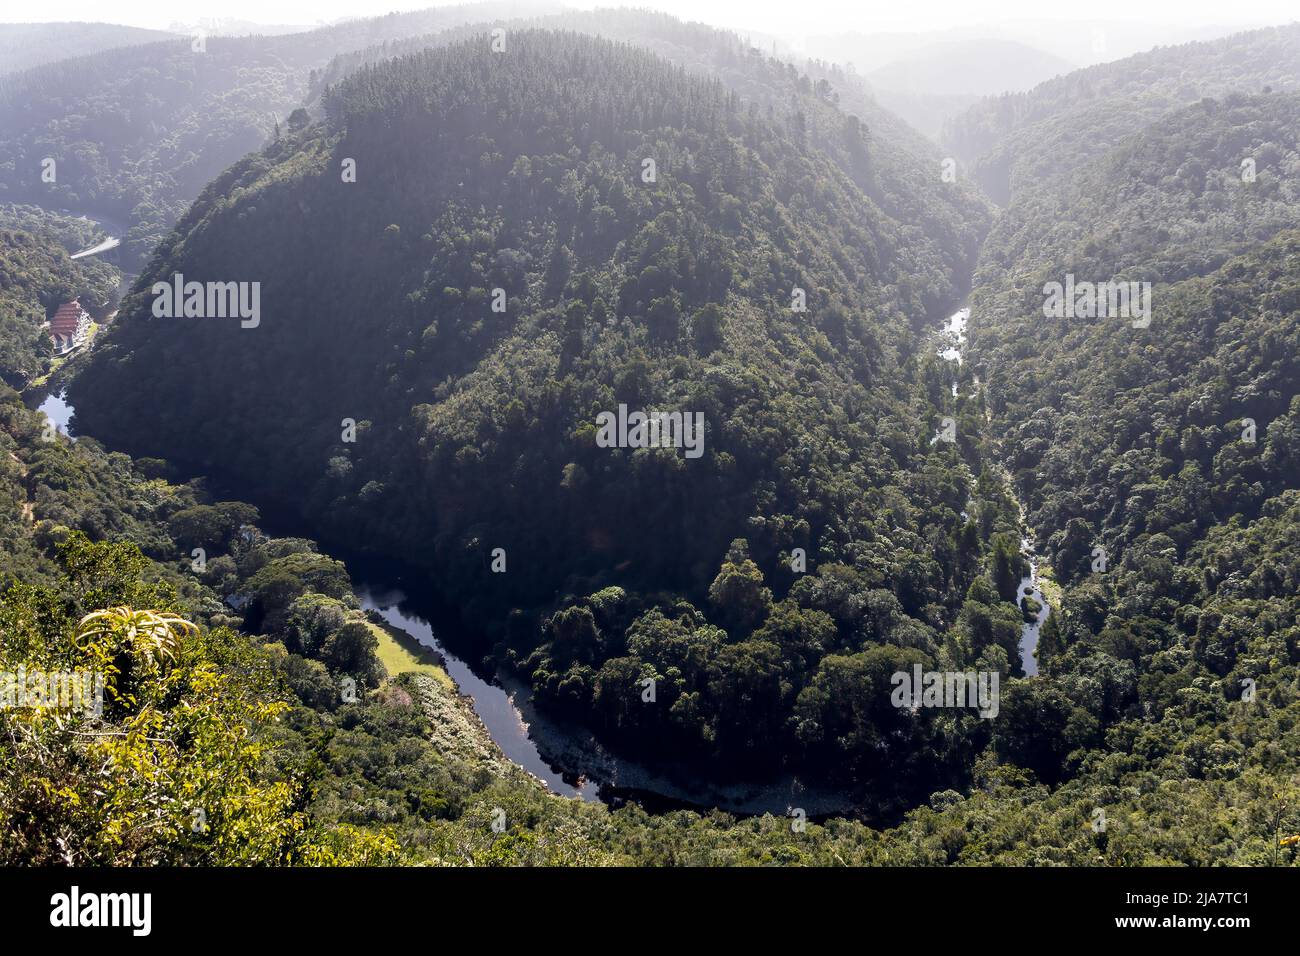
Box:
<box><xmin>49</xmin><ymin>300</ymin><xmax>92</xmax><ymax>356</ymax></box>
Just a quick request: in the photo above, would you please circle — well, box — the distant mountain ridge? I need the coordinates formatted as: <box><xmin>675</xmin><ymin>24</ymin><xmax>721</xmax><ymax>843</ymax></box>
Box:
<box><xmin>308</xmin><ymin>8</ymin><xmax>992</xmax><ymax>300</ymax></box>
<box><xmin>0</xmin><ymin>21</ymin><xmax>178</xmax><ymax>76</ymax></box>
<box><xmin>0</xmin><ymin>3</ymin><xmax>563</xmax><ymax>266</ymax></box>
<box><xmin>867</xmin><ymin>39</ymin><xmax>1076</xmax><ymax>97</ymax></box>
<box><xmin>851</xmin><ymin>37</ymin><xmax>1075</xmax><ymax>141</ymax></box>
<box><xmin>942</xmin><ymin>22</ymin><xmax>1300</xmax><ymax>203</ymax></box>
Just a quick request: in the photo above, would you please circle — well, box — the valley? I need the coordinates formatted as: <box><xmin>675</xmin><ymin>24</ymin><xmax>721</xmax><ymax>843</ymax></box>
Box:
<box><xmin>2</xmin><ymin>4</ymin><xmax>1299</xmax><ymax>871</ymax></box>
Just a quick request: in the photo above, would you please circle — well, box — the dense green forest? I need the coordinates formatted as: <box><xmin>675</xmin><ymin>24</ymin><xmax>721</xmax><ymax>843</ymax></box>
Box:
<box><xmin>941</xmin><ymin>24</ymin><xmax>1300</xmax><ymax>204</ymax></box>
<box><xmin>71</xmin><ymin>29</ymin><xmax>1019</xmax><ymax>802</ymax></box>
<box><xmin>0</xmin><ymin>205</ymin><xmax>119</xmax><ymax>388</ymax></box>
<box><xmin>309</xmin><ymin>7</ymin><xmax>991</xmax><ymax>279</ymax></box>
<box><xmin>954</xmin><ymin>59</ymin><xmax>1300</xmax><ymax>864</ymax></box>
<box><xmin>0</xmin><ymin>3</ymin><xmax>558</xmax><ymax>266</ymax></box>
<box><xmin>0</xmin><ymin>5</ymin><xmax>983</xmax><ymax>273</ymax></box>
<box><xmin>966</xmin><ymin>88</ymin><xmax>1300</xmax><ymax>712</ymax></box>
<box><xmin>5</xmin><ymin>12</ymin><xmax>1300</xmax><ymax>866</ymax></box>
<box><xmin>3</xmin><ymin>381</ymin><xmax>1296</xmax><ymax>864</ymax></box>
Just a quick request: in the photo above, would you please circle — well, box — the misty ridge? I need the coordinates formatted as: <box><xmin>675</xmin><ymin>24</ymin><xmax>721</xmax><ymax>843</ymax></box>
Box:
<box><xmin>0</xmin><ymin>1</ymin><xmax>1298</xmax><ymax>876</ymax></box>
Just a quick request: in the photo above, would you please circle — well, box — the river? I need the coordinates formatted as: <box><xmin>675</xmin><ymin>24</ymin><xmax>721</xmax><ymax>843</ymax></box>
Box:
<box><xmin>33</xmin><ymin>300</ymin><xmax>1037</xmax><ymax>815</ymax></box>
<box><xmin>935</xmin><ymin>305</ymin><xmax>1046</xmax><ymax>675</ymax></box>
<box><xmin>37</xmin><ymin>373</ymin><xmax>857</xmax><ymax>813</ymax></box>
<box><xmin>64</xmin><ymin>210</ymin><xmax>128</xmax><ymax>261</ymax></box>
<box><xmin>36</xmin><ymin>389</ymin><xmax>77</xmax><ymax>439</ymax></box>
<box><xmin>353</xmin><ymin>569</ymin><xmax>858</xmax><ymax>816</ymax></box>
<box><xmin>1016</xmin><ymin>542</ymin><xmax>1050</xmax><ymax>677</ymax></box>
<box><xmin>357</xmin><ymin>580</ymin><xmax>599</xmax><ymax>801</ymax></box>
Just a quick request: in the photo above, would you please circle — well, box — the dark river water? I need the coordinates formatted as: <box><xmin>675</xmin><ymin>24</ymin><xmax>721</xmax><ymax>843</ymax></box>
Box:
<box><xmin>33</xmin><ymin>300</ymin><xmax>1039</xmax><ymax>816</ymax></box>
<box><xmin>348</xmin><ymin>559</ymin><xmax>858</xmax><ymax>816</ymax></box>
<box><xmin>355</xmin><ymin>578</ymin><xmax>599</xmax><ymax>801</ymax></box>
<box><xmin>35</xmin><ymin>379</ymin><xmax>858</xmax><ymax>815</ymax></box>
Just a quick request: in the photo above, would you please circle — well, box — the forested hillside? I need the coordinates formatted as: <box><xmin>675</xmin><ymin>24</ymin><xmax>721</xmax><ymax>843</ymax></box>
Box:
<box><xmin>975</xmin><ymin>93</ymin><xmax>1300</xmax><ymax>288</ymax></box>
<box><xmin>3</xmin><ymin>375</ymin><xmax>1298</xmax><ymax>865</ymax></box>
<box><xmin>0</xmin><ymin>5</ymin><xmax>983</xmax><ymax>272</ymax></box>
<box><xmin>309</xmin><ymin>8</ymin><xmax>990</xmax><ymax>287</ymax></box>
<box><xmin>954</xmin><ymin>68</ymin><xmax>1300</xmax><ymax>863</ymax></box>
<box><xmin>73</xmin><ymin>30</ymin><xmax>1009</xmax><ymax>801</ymax></box>
<box><xmin>0</xmin><ymin>3</ymin><xmax>557</xmax><ymax>266</ymax></box>
<box><xmin>971</xmin><ymin>91</ymin><xmax>1300</xmax><ymax>545</ymax></box>
<box><xmin>7</xmin><ymin>9</ymin><xmax>1300</xmax><ymax>870</ymax></box>
<box><xmin>942</xmin><ymin>24</ymin><xmax>1300</xmax><ymax>204</ymax></box>
<box><xmin>0</xmin><ymin>21</ymin><xmax>176</xmax><ymax>76</ymax></box>
<box><xmin>0</xmin><ymin>205</ymin><xmax>119</xmax><ymax>388</ymax></box>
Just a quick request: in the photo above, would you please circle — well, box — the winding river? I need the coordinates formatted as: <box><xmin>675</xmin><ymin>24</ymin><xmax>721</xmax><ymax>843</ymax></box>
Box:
<box><xmin>34</xmin><ymin>381</ymin><xmax>857</xmax><ymax>814</ymax></box>
<box><xmin>357</xmin><ymin>581</ymin><xmax>599</xmax><ymax>801</ymax></box>
<box><xmin>354</xmin><ymin>571</ymin><xmax>859</xmax><ymax>815</ymax></box>
<box><xmin>935</xmin><ymin>305</ymin><xmax>1046</xmax><ymax>675</ymax></box>
<box><xmin>33</xmin><ymin>295</ymin><xmax>1041</xmax><ymax>814</ymax></box>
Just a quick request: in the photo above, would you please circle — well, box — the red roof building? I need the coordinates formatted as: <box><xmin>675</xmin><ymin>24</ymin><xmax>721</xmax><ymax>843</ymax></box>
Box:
<box><xmin>49</xmin><ymin>300</ymin><xmax>91</xmax><ymax>355</ymax></box>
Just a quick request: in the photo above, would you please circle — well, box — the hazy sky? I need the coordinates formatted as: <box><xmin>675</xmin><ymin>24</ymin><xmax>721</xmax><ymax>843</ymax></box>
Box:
<box><xmin>2</xmin><ymin>0</ymin><xmax>1289</xmax><ymax>37</ymax></box>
